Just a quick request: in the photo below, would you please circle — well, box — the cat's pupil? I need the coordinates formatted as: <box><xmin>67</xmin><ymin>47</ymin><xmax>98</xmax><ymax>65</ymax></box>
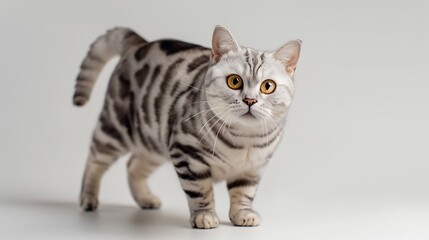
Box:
<box><xmin>233</xmin><ymin>78</ymin><xmax>239</xmax><ymax>85</ymax></box>
<box><xmin>265</xmin><ymin>82</ymin><xmax>271</xmax><ymax>89</ymax></box>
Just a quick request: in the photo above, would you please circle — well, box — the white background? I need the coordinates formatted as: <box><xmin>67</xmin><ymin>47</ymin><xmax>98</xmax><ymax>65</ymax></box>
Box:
<box><xmin>1</xmin><ymin>0</ymin><xmax>428</xmax><ymax>239</ymax></box>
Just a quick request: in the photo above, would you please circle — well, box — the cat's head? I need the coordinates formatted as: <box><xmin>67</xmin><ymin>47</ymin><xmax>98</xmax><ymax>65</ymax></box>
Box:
<box><xmin>204</xmin><ymin>26</ymin><xmax>301</xmax><ymax>128</ymax></box>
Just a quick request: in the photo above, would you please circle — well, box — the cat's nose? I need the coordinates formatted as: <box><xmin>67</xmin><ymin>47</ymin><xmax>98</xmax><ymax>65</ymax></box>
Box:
<box><xmin>243</xmin><ymin>98</ymin><xmax>258</xmax><ymax>107</ymax></box>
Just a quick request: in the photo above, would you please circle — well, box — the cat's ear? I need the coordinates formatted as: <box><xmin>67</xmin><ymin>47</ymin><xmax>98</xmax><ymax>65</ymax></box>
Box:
<box><xmin>211</xmin><ymin>25</ymin><xmax>241</xmax><ymax>62</ymax></box>
<box><xmin>274</xmin><ymin>40</ymin><xmax>302</xmax><ymax>76</ymax></box>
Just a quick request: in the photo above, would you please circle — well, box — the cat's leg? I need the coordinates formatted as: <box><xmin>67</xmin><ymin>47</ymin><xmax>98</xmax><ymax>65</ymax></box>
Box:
<box><xmin>127</xmin><ymin>152</ymin><xmax>164</xmax><ymax>209</ymax></box>
<box><xmin>171</xmin><ymin>146</ymin><xmax>218</xmax><ymax>229</ymax></box>
<box><xmin>80</xmin><ymin>129</ymin><xmax>128</xmax><ymax>211</ymax></box>
<box><xmin>227</xmin><ymin>171</ymin><xmax>263</xmax><ymax>227</ymax></box>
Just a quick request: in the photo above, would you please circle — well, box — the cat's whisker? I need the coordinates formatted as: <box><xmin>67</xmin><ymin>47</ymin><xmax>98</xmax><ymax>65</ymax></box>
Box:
<box><xmin>222</xmin><ymin>113</ymin><xmax>233</xmax><ymax>135</ymax></box>
<box><xmin>226</xmin><ymin>113</ymin><xmax>238</xmax><ymax>147</ymax></box>
<box><xmin>266</xmin><ymin>114</ymin><xmax>284</xmax><ymax>140</ymax></box>
<box><xmin>183</xmin><ymin>106</ymin><xmax>225</xmax><ymax>123</ymax></box>
<box><xmin>159</xmin><ymin>76</ymin><xmax>204</xmax><ymax>92</ymax></box>
<box><xmin>199</xmin><ymin>110</ymin><xmax>229</xmax><ymax>143</ymax></box>
<box><xmin>260</xmin><ymin>118</ymin><xmax>268</xmax><ymax>159</ymax></box>
<box><xmin>198</xmin><ymin>109</ymin><xmax>228</xmax><ymax>135</ymax></box>
<box><xmin>212</xmin><ymin>112</ymin><xmax>231</xmax><ymax>155</ymax></box>
<box><xmin>191</xmin><ymin>100</ymin><xmax>224</xmax><ymax>105</ymax></box>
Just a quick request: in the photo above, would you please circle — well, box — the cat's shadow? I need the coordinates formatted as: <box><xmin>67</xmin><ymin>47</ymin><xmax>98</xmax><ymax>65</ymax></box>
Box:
<box><xmin>6</xmin><ymin>198</ymin><xmax>191</xmax><ymax>232</ymax></box>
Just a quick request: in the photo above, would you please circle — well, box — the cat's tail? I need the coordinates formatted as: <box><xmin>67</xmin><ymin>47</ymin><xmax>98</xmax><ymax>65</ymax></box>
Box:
<box><xmin>73</xmin><ymin>27</ymin><xmax>147</xmax><ymax>106</ymax></box>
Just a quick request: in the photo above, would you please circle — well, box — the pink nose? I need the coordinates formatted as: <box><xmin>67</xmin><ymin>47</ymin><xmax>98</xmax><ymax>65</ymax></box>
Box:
<box><xmin>243</xmin><ymin>98</ymin><xmax>258</xmax><ymax>107</ymax></box>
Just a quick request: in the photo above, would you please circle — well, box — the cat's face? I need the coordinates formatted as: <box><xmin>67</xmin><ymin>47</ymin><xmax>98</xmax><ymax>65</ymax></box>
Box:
<box><xmin>204</xmin><ymin>26</ymin><xmax>301</xmax><ymax>128</ymax></box>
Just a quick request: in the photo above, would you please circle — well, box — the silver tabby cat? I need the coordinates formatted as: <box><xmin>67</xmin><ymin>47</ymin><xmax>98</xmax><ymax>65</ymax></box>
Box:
<box><xmin>74</xmin><ymin>26</ymin><xmax>301</xmax><ymax>229</ymax></box>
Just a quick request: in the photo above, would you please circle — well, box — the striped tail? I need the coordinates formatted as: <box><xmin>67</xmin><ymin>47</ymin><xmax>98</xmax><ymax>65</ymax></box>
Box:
<box><xmin>73</xmin><ymin>27</ymin><xmax>147</xmax><ymax>106</ymax></box>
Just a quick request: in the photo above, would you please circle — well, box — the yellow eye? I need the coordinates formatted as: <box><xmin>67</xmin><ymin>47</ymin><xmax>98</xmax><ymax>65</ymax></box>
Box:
<box><xmin>226</xmin><ymin>74</ymin><xmax>243</xmax><ymax>90</ymax></box>
<box><xmin>260</xmin><ymin>79</ymin><xmax>276</xmax><ymax>94</ymax></box>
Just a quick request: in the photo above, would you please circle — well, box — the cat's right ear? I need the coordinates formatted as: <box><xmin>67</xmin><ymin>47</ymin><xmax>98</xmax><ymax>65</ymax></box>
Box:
<box><xmin>211</xmin><ymin>26</ymin><xmax>240</xmax><ymax>62</ymax></box>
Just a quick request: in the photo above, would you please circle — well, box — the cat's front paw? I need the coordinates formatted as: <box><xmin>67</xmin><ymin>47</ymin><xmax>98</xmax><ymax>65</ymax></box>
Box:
<box><xmin>191</xmin><ymin>211</ymin><xmax>219</xmax><ymax>229</ymax></box>
<box><xmin>80</xmin><ymin>194</ymin><xmax>98</xmax><ymax>211</ymax></box>
<box><xmin>229</xmin><ymin>209</ymin><xmax>261</xmax><ymax>227</ymax></box>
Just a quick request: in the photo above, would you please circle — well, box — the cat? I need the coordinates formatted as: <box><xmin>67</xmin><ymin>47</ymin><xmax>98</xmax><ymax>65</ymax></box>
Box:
<box><xmin>73</xmin><ymin>26</ymin><xmax>301</xmax><ymax>229</ymax></box>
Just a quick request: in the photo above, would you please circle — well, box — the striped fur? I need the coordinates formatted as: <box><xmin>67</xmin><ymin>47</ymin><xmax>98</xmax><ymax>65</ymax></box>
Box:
<box><xmin>75</xmin><ymin>26</ymin><xmax>301</xmax><ymax>229</ymax></box>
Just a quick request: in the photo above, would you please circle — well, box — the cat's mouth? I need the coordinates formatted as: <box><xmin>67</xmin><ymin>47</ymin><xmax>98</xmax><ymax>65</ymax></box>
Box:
<box><xmin>241</xmin><ymin>111</ymin><xmax>257</xmax><ymax>119</ymax></box>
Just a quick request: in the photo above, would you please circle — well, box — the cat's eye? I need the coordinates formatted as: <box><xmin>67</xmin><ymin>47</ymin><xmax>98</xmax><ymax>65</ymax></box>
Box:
<box><xmin>260</xmin><ymin>79</ymin><xmax>276</xmax><ymax>94</ymax></box>
<box><xmin>226</xmin><ymin>74</ymin><xmax>243</xmax><ymax>90</ymax></box>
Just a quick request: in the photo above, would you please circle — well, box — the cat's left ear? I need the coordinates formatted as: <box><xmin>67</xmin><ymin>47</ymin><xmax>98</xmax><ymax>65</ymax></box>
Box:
<box><xmin>274</xmin><ymin>40</ymin><xmax>302</xmax><ymax>76</ymax></box>
<box><xmin>211</xmin><ymin>25</ymin><xmax>241</xmax><ymax>62</ymax></box>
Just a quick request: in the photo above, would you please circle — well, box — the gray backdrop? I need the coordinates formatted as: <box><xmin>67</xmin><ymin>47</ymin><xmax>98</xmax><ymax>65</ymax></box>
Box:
<box><xmin>1</xmin><ymin>0</ymin><xmax>428</xmax><ymax>239</ymax></box>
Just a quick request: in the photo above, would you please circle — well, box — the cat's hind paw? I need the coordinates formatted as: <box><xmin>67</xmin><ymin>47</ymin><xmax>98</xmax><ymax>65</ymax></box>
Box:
<box><xmin>230</xmin><ymin>209</ymin><xmax>261</xmax><ymax>227</ymax></box>
<box><xmin>191</xmin><ymin>211</ymin><xmax>219</xmax><ymax>229</ymax></box>
<box><xmin>136</xmin><ymin>194</ymin><xmax>162</xmax><ymax>209</ymax></box>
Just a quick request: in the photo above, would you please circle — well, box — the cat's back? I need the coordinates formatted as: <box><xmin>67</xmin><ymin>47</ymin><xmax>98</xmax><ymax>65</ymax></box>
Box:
<box><xmin>121</xmin><ymin>39</ymin><xmax>212</xmax><ymax>93</ymax></box>
<box><xmin>117</xmin><ymin>39</ymin><xmax>211</xmax><ymax>151</ymax></box>
<box><xmin>128</xmin><ymin>39</ymin><xmax>211</xmax><ymax>70</ymax></box>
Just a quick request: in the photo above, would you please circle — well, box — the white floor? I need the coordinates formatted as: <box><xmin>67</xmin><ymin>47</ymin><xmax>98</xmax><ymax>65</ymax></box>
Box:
<box><xmin>1</xmin><ymin>163</ymin><xmax>429</xmax><ymax>240</ymax></box>
<box><xmin>2</xmin><ymin>195</ymin><xmax>429</xmax><ymax>240</ymax></box>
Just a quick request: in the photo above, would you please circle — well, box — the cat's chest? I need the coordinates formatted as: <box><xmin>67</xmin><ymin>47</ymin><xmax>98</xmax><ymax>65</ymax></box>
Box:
<box><xmin>209</xmin><ymin>146</ymin><xmax>274</xmax><ymax>182</ymax></box>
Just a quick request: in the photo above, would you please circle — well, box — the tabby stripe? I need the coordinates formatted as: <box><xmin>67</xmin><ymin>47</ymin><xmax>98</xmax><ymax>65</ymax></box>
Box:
<box><xmin>200</xmin><ymin>146</ymin><xmax>222</xmax><ymax>160</ymax></box>
<box><xmin>175</xmin><ymin>65</ymin><xmax>207</xmax><ymax>101</ymax></box>
<box><xmin>142</xmin><ymin>65</ymin><xmax>161</xmax><ymax>126</ymax></box>
<box><xmin>205</xmin><ymin>115</ymin><xmax>244</xmax><ymax>151</ymax></box>
<box><xmin>124</xmin><ymin>30</ymin><xmax>138</xmax><ymax>40</ymax></box>
<box><xmin>216</xmin><ymin>130</ymin><xmax>244</xmax><ymax>149</ymax></box>
<box><xmin>173</xmin><ymin>161</ymin><xmax>188</xmax><ymax>168</ymax></box>
<box><xmin>73</xmin><ymin>89</ymin><xmax>90</xmax><ymax>99</ymax></box>
<box><xmin>134</xmin><ymin>104</ymin><xmax>150</xmax><ymax>148</ymax></box>
<box><xmin>146</xmin><ymin>136</ymin><xmax>161</xmax><ymax>153</ymax></box>
<box><xmin>170</xmin><ymin>81</ymin><xmax>180</xmax><ymax>95</ymax></box>
<box><xmin>252</xmin><ymin>133</ymin><xmax>279</xmax><ymax>148</ymax></box>
<box><xmin>155</xmin><ymin>58</ymin><xmax>184</xmax><ymax>125</ymax></box>
<box><xmin>76</xmin><ymin>75</ymin><xmax>87</xmax><ymax>82</ymax></box>
<box><xmin>199</xmin><ymin>202</ymin><xmax>210</xmax><ymax>208</ymax></box>
<box><xmin>187</xmin><ymin>55</ymin><xmax>210</xmax><ymax>73</ymax></box>
<box><xmin>244</xmin><ymin>194</ymin><xmax>255</xmax><ymax>202</ymax></box>
<box><xmin>118</xmin><ymin>74</ymin><xmax>131</xmax><ymax>99</ymax></box>
<box><xmin>184</xmin><ymin>190</ymin><xmax>204</xmax><ymax>198</ymax></box>
<box><xmin>128</xmin><ymin>92</ymin><xmax>137</xmax><ymax>142</ymax></box>
<box><xmin>79</xmin><ymin>63</ymin><xmax>91</xmax><ymax>71</ymax></box>
<box><xmin>99</xmin><ymin>111</ymin><xmax>126</xmax><ymax>147</ymax></box>
<box><xmin>87</xmin><ymin>51</ymin><xmax>104</xmax><ymax>65</ymax></box>
<box><xmin>167</xmin><ymin>65</ymin><xmax>208</xmax><ymax>141</ymax></box>
<box><xmin>181</xmin><ymin>120</ymin><xmax>198</xmax><ymax>136</ymax></box>
<box><xmin>255</xmin><ymin>53</ymin><xmax>264</xmax><ymax>75</ymax></box>
<box><xmin>159</xmin><ymin>40</ymin><xmax>208</xmax><ymax>55</ymax></box>
<box><xmin>252</xmin><ymin>52</ymin><xmax>259</xmax><ymax>77</ymax></box>
<box><xmin>245</xmin><ymin>50</ymin><xmax>252</xmax><ymax>74</ymax></box>
<box><xmin>227</xmin><ymin>179</ymin><xmax>259</xmax><ymax>190</ymax></box>
<box><xmin>135</xmin><ymin>44</ymin><xmax>152</xmax><ymax>61</ymax></box>
<box><xmin>171</xmin><ymin>153</ymin><xmax>183</xmax><ymax>159</ymax></box>
<box><xmin>204</xmin><ymin>113</ymin><xmax>243</xmax><ymax>149</ymax></box>
<box><xmin>135</xmin><ymin>64</ymin><xmax>150</xmax><ymax>88</ymax></box>
<box><xmin>166</xmin><ymin>111</ymin><xmax>178</xmax><ymax>145</ymax></box>
<box><xmin>115</xmin><ymin>103</ymin><xmax>133</xmax><ymax>143</ymax></box>
<box><xmin>177</xmin><ymin>170</ymin><xmax>211</xmax><ymax>181</ymax></box>
<box><xmin>123</xmin><ymin>31</ymin><xmax>147</xmax><ymax>48</ymax></box>
<box><xmin>170</xmin><ymin>142</ymin><xmax>209</xmax><ymax>166</ymax></box>
<box><xmin>93</xmin><ymin>137</ymin><xmax>119</xmax><ymax>155</ymax></box>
